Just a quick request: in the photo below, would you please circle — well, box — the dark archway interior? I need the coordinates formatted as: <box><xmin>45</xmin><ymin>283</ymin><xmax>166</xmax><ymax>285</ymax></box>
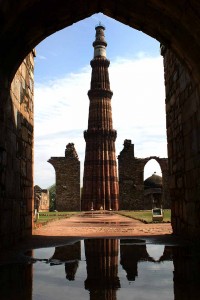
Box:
<box><xmin>0</xmin><ymin>1</ymin><xmax>200</xmax><ymax>84</ymax></box>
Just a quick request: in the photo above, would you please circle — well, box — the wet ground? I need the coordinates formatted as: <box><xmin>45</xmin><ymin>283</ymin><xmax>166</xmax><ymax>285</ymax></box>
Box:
<box><xmin>1</xmin><ymin>213</ymin><xmax>200</xmax><ymax>300</ymax></box>
<box><xmin>0</xmin><ymin>212</ymin><xmax>178</xmax><ymax>264</ymax></box>
<box><xmin>1</xmin><ymin>236</ymin><xmax>200</xmax><ymax>300</ymax></box>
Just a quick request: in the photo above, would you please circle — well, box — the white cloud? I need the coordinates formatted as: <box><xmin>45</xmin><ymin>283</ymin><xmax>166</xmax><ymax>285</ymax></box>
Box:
<box><xmin>37</xmin><ymin>55</ymin><xmax>47</xmax><ymax>60</ymax></box>
<box><xmin>34</xmin><ymin>55</ymin><xmax>167</xmax><ymax>188</ymax></box>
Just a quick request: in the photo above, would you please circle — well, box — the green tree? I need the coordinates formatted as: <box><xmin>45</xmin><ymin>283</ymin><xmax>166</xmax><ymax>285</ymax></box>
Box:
<box><xmin>48</xmin><ymin>184</ymin><xmax>56</xmax><ymax>211</ymax></box>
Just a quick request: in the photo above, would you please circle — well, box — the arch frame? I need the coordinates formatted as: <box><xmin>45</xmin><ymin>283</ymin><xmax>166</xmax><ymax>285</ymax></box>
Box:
<box><xmin>1</xmin><ymin>1</ymin><xmax>200</xmax><ymax>247</ymax></box>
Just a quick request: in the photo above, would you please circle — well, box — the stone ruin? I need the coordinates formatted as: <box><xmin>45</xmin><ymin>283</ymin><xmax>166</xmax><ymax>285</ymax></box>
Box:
<box><xmin>48</xmin><ymin>143</ymin><xmax>80</xmax><ymax>211</ymax></box>
<box><xmin>34</xmin><ymin>185</ymin><xmax>50</xmax><ymax>212</ymax></box>
<box><xmin>48</xmin><ymin>139</ymin><xmax>169</xmax><ymax>212</ymax></box>
<box><xmin>118</xmin><ymin>139</ymin><xmax>170</xmax><ymax>210</ymax></box>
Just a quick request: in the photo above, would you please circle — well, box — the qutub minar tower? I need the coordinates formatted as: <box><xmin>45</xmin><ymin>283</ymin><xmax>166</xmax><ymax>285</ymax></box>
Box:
<box><xmin>81</xmin><ymin>24</ymin><xmax>119</xmax><ymax>211</ymax></box>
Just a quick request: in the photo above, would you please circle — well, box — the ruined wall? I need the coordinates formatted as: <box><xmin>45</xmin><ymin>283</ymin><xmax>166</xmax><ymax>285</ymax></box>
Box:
<box><xmin>39</xmin><ymin>190</ymin><xmax>49</xmax><ymax>212</ymax></box>
<box><xmin>162</xmin><ymin>46</ymin><xmax>200</xmax><ymax>238</ymax></box>
<box><xmin>48</xmin><ymin>143</ymin><xmax>80</xmax><ymax>211</ymax></box>
<box><xmin>118</xmin><ymin>141</ymin><xmax>144</xmax><ymax>210</ymax></box>
<box><xmin>118</xmin><ymin>139</ymin><xmax>170</xmax><ymax>210</ymax></box>
<box><xmin>34</xmin><ymin>185</ymin><xmax>49</xmax><ymax>212</ymax></box>
<box><xmin>0</xmin><ymin>51</ymin><xmax>35</xmax><ymax>249</ymax></box>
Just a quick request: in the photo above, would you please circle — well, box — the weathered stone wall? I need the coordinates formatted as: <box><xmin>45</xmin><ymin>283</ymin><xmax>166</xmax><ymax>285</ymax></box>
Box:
<box><xmin>39</xmin><ymin>190</ymin><xmax>49</xmax><ymax>212</ymax></box>
<box><xmin>34</xmin><ymin>185</ymin><xmax>49</xmax><ymax>212</ymax></box>
<box><xmin>0</xmin><ymin>51</ymin><xmax>35</xmax><ymax>249</ymax></box>
<box><xmin>48</xmin><ymin>143</ymin><xmax>80</xmax><ymax>211</ymax></box>
<box><xmin>162</xmin><ymin>46</ymin><xmax>200</xmax><ymax>238</ymax></box>
<box><xmin>173</xmin><ymin>246</ymin><xmax>200</xmax><ymax>299</ymax></box>
<box><xmin>118</xmin><ymin>139</ymin><xmax>170</xmax><ymax>210</ymax></box>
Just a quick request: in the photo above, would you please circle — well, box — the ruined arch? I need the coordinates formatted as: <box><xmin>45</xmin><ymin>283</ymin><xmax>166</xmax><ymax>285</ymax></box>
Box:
<box><xmin>143</xmin><ymin>157</ymin><xmax>170</xmax><ymax>209</ymax></box>
<box><xmin>1</xmin><ymin>1</ymin><xmax>200</xmax><ymax>248</ymax></box>
<box><xmin>118</xmin><ymin>141</ymin><xmax>170</xmax><ymax>210</ymax></box>
<box><xmin>143</xmin><ymin>156</ymin><xmax>167</xmax><ymax>177</ymax></box>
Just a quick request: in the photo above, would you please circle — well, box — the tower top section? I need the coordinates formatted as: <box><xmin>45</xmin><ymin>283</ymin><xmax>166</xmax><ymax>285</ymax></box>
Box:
<box><xmin>93</xmin><ymin>23</ymin><xmax>107</xmax><ymax>58</ymax></box>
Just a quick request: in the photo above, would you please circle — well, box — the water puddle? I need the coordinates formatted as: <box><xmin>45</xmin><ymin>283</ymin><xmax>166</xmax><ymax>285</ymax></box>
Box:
<box><xmin>1</xmin><ymin>238</ymin><xmax>200</xmax><ymax>299</ymax></box>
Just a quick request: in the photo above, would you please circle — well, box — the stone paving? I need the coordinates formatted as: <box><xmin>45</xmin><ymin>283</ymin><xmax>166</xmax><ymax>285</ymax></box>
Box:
<box><xmin>31</xmin><ymin>212</ymin><xmax>173</xmax><ymax>245</ymax></box>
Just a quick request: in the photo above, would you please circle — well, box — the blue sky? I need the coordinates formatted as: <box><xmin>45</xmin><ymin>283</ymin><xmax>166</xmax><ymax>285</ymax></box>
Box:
<box><xmin>34</xmin><ymin>13</ymin><xmax>167</xmax><ymax>188</ymax></box>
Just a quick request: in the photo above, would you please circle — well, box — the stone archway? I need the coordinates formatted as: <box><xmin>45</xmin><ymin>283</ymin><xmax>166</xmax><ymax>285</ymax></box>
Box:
<box><xmin>0</xmin><ymin>1</ymin><xmax>200</xmax><ymax>85</ymax></box>
<box><xmin>143</xmin><ymin>157</ymin><xmax>170</xmax><ymax>210</ymax></box>
<box><xmin>1</xmin><ymin>1</ymin><xmax>200</xmax><ymax>248</ymax></box>
<box><xmin>118</xmin><ymin>140</ymin><xmax>170</xmax><ymax>210</ymax></box>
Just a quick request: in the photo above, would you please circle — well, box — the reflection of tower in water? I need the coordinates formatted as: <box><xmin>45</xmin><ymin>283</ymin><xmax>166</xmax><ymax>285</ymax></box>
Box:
<box><xmin>2</xmin><ymin>240</ymin><xmax>200</xmax><ymax>300</ymax></box>
<box><xmin>84</xmin><ymin>239</ymin><xmax>120</xmax><ymax>300</ymax></box>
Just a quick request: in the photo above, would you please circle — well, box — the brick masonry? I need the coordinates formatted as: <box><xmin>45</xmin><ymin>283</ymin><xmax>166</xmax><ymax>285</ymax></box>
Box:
<box><xmin>0</xmin><ymin>51</ymin><xmax>35</xmax><ymax>249</ymax></box>
<box><xmin>161</xmin><ymin>46</ymin><xmax>200</xmax><ymax>238</ymax></box>
<box><xmin>48</xmin><ymin>143</ymin><xmax>80</xmax><ymax>211</ymax></box>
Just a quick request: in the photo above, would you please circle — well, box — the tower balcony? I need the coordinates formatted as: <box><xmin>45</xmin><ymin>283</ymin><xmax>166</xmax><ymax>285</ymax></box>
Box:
<box><xmin>84</xmin><ymin>128</ymin><xmax>117</xmax><ymax>141</ymax></box>
<box><xmin>88</xmin><ymin>89</ymin><xmax>113</xmax><ymax>99</ymax></box>
<box><xmin>90</xmin><ymin>57</ymin><xmax>110</xmax><ymax>68</ymax></box>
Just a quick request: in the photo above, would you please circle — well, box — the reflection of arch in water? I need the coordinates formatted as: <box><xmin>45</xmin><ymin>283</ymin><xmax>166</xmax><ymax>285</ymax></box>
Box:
<box><xmin>84</xmin><ymin>239</ymin><xmax>120</xmax><ymax>299</ymax></box>
<box><xmin>120</xmin><ymin>241</ymin><xmax>174</xmax><ymax>282</ymax></box>
<box><xmin>146</xmin><ymin>244</ymin><xmax>165</xmax><ymax>261</ymax></box>
<box><xmin>146</xmin><ymin>245</ymin><xmax>174</xmax><ymax>263</ymax></box>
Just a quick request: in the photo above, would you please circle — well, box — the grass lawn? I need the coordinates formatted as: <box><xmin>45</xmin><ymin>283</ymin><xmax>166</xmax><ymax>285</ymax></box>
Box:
<box><xmin>34</xmin><ymin>211</ymin><xmax>79</xmax><ymax>225</ymax></box>
<box><xmin>34</xmin><ymin>210</ymin><xmax>171</xmax><ymax>227</ymax></box>
<box><xmin>117</xmin><ymin>210</ymin><xmax>171</xmax><ymax>223</ymax></box>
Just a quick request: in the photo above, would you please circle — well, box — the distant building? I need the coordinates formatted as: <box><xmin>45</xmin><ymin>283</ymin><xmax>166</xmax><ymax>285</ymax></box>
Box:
<box><xmin>144</xmin><ymin>173</ymin><xmax>163</xmax><ymax>209</ymax></box>
<box><xmin>34</xmin><ymin>185</ymin><xmax>50</xmax><ymax>212</ymax></box>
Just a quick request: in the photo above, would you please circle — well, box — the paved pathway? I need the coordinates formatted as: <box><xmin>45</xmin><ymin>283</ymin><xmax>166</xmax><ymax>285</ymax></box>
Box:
<box><xmin>32</xmin><ymin>212</ymin><xmax>172</xmax><ymax>242</ymax></box>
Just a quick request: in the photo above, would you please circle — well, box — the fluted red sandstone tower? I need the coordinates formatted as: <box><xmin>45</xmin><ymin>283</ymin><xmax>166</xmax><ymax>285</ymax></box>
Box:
<box><xmin>81</xmin><ymin>25</ymin><xmax>119</xmax><ymax>211</ymax></box>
